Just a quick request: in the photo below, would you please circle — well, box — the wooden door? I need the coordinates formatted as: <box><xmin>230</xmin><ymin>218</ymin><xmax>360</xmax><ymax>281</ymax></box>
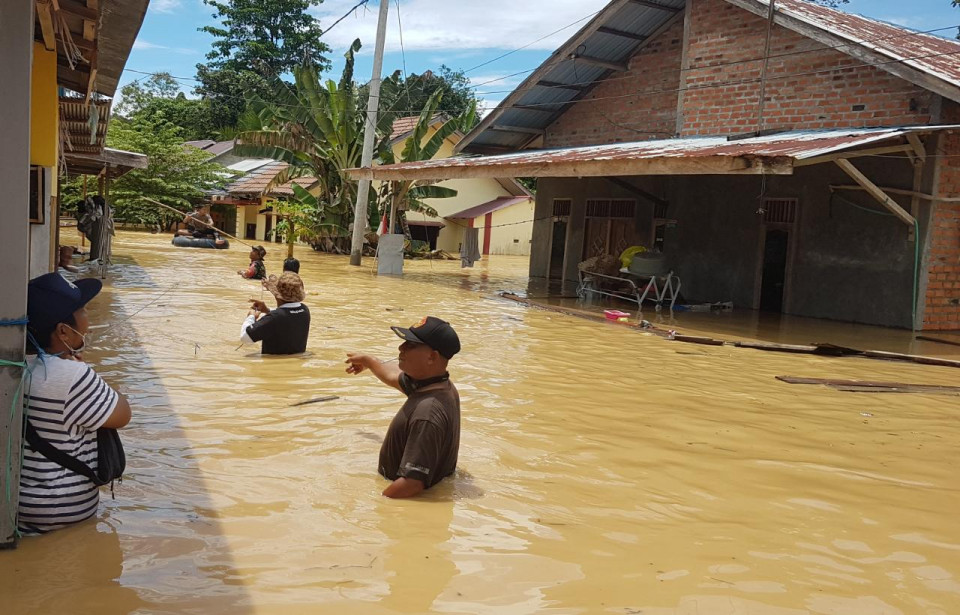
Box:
<box><xmin>482</xmin><ymin>213</ymin><xmax>492</xmax><ymax>255</ymax></box>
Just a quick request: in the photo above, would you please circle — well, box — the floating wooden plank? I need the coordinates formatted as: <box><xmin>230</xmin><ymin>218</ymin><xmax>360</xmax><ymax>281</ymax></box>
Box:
<box><xmin>862</xmin><ymin>350</ymin><xmax>960</xmax><ymax>369</ymax></box>
<box><xmin>290</xmin><ymin>395</ymin><xmax>340</xmax><ymax>408</ymax></box>
<box><xmin>735</xmin><ymin>341</ymin><xmax>818</xmax><ymax>353</ymax></box>
<box><xmin>916</xmin><ymin>335</ymin><xmax>960</xmax><ymax>348</ymax></box>
<box><xmin>777</xmin><ymin>376</ymin><xmax>960</xmax><ymax>395</ymax></box>
<box><xmin>674</xmin><ymin>334</ymin><xmax>725</xmax><ymax>346</ymax></box>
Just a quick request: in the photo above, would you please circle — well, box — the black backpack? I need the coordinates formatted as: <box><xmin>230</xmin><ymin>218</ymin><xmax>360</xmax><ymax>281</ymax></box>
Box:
<box><xmin>24</xmin><ymin>421</ymin><xmax>125</xmax><ymax>494</ymax></box>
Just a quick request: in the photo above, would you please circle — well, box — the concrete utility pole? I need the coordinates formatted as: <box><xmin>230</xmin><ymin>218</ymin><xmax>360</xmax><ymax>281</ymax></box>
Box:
<box><xmin>0</xmin><ymin>0</ymin><xmax>34</xmax><ymax>549</ymax></box>
<box><xmin>349</xmin><ymin>0</ymin><xmax>390</xmax><ymax>266</ymax></box>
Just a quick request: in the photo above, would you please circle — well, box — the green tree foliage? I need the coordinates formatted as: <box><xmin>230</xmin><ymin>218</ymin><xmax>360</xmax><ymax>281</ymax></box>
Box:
<box><xmin>95</xmin><ymin>117</ymin><xmax>229</xmax><ymax>226</ymax></box>
<box><xmin>115</xmin><ymin>73</ymin><xmax>217</xmax><ymax>141</ymax></box>
<box><xmin>233</xmin><ymin>40</ymin><xmax>396</xmax><ymax>240</ymax></box>
<box><xmin>196</xmin><ymin>0</ymin><xmax>333</xmax><ymax>131</ymax></box>
<box><xmin>380</xmin><ymin>66</ymin><xmax>481</xmax><ymax>129</ymax></box>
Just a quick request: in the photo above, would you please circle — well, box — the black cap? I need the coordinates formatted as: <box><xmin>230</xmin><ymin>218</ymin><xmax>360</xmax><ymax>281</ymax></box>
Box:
<box><xmin>391</xmin><ymin>316</ymin><xmax>461</xmax><ymax>359</ymax></box>
<box><xmin>27</xmin><ymin>273</ymin><xmax>102</xmax><ymax>338</ymax></box>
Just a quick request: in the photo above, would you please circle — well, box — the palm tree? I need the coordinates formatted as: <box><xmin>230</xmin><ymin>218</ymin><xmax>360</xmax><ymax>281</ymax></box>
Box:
<box><xmin>233</xmin><ymin>39</ymin><xmax>397</xmax><ymax>243</ymax></box>
<box><xmin>378</xmin><ymin>91</ymin><xmax>476</xmax><ymax>239</ymax></box>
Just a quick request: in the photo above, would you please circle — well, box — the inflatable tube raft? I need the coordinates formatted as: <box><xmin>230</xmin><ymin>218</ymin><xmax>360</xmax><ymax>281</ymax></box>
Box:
<box><xmin>172</xmin><ymin>236</ymin><xmax>230</xmax><ymax>249</ymax></box>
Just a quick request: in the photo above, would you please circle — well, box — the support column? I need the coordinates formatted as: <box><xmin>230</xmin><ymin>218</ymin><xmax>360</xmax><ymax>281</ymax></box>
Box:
<box><xmin>0</xmin><ymin>0</ymin><xmax>34</xmax><ymax>549</ymax></box>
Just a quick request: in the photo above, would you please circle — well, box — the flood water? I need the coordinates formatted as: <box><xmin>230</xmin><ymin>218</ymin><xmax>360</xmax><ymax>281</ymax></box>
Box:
<box><xmin>2</xmin><ymin>231</ymin><xmax>959</xmax><ymax>615</ymax></box>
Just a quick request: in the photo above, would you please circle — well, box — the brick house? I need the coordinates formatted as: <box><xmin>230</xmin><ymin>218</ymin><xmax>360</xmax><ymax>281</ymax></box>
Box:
<box><xmin>356</xmin><ymin>0</ymin><xmax>960</xmax><ymax>330</ymax></box>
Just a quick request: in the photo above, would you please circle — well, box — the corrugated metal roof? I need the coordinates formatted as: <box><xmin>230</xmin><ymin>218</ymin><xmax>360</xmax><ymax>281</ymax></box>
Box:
<box><xmin>227</xmin><ymin>159</ymin><xmax>276</xmax><ymax>173</ymax></box>
<box><xmin>354</xmin><ymin>126</ymin><xmax>959</xmax><ymax>180</ymax></box>
<box><xmin>448</xmin><ymin>197</ymin><xmax>532</xmax><ymax>219</ymax></box>
<box><xmin>763</xmin><ymin>0</ymin><xmax>960</xmax><ymax>89</ymax></box>
<box><xmin>59</xmin><ymin>97</ymin><xmax>111</xmax><ymax>155</ymax></box>
<box><xmin>459</xmin><ymin>0</ymin><xmax>685</xmax><ymax>152</ymax></box>
<box><xmin>460</xmin><ymin>0</ymin><xmax>960</xmax><ymax>154</ymax></box>
<box><xmin>225</xmin><ymin>161</ymin><xmax>317</xmax><ymax>196</ymax></box>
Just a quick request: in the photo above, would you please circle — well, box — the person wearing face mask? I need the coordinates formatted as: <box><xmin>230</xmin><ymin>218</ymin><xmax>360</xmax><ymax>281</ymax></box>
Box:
<box><xmin>19</xmin><ymin>273</ymin><xmax>132</xmax><ymax>535</ymax></box>
<box><xmin>344</xmin><ymin>317</ymin><xmax>461</xmax><ymax>499</ymax></box>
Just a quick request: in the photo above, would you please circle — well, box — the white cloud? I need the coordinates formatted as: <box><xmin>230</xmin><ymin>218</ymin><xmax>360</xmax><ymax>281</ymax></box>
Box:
<box><xmin>151</xmin><ymin>0</ymin><xmax>183</xmax><ymax>13</ymax></box>
<box><xmin>313</xmin><ymin>0</ymin><xmax>609</xmax><ymax>54</ymax></box>
<box><xmin>132</xmin><ymin>40</ymin><xmax>197</xmax><ymax>55</ymax></box>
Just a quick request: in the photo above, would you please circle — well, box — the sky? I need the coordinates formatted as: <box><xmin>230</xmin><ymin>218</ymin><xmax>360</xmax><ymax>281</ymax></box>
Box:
<box><xmin>125</xmin><ymin>0</ymin><xmax>959</xmax><ymax>116</ymax></box>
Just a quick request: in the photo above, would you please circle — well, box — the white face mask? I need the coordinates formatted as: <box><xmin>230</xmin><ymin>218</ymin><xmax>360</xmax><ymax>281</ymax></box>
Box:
<box><xmin>60</xmin><ymin>323</ymin><xmax>87</xmax><ymax>357</ymax></box>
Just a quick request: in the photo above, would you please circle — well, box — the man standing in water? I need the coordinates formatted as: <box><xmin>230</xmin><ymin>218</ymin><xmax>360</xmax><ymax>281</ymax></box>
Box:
<box><xmin>241</xmin><ymin>272</ymin><xmax>310</xmax><ymax>354</ymax></box>
<box><xmin>345</xmin><ymin>317</ymin><xmax>461</xmax><ymax>499</ymax></box>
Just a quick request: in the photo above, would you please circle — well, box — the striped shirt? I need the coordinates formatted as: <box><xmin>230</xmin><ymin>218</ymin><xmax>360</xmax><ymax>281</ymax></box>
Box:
<box><xmin>19</xmin><ymin>355</ymin><xmax>119</xmax><ymax>535</ymax></box>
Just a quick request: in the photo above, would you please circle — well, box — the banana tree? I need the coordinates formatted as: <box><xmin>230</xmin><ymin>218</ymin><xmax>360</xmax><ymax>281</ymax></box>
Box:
<box><xmin>233</xmin><ymin>39</ymin><xmax>396</xmax><ymax>242</ymax></box>
<box><xmin>378</xmin><ymin>91</ymin><xmax>477</xmax><ymax>238</ymax></box>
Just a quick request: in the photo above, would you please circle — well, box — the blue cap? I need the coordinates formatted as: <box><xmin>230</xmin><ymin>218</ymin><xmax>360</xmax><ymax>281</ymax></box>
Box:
<box><xmin>27</xmin><ymin>273</ymin><xmax>102</xmax><ymax>336</ymax></box>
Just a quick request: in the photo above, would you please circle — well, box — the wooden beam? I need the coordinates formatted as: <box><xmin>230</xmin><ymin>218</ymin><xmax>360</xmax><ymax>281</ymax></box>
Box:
<box><xmin>603</xmin><ymin>176</ymin><xmax>668</xmax><ymax>208</ymax></box>
<box><xmin>629</xmin><ymin>0</ymin><xmax>681</xmax><ymax>11</ymax></box>
<box><xmin>834</xmin><ymin>158</ymin><xmax>915</xmax><ymax>226</ymax></box>
<box><xmin>85</xmin><ymin>47</ymin><xmax>98</xmax><ymax>103</ymax></box>
<box><xmin>455</xmin><ymin>0</ymin><xmax>636</xmax><ymax>153</ymax></box>
<box><xmin>906</xmin><ymin>133</ymin><xmax>927</xmax><ymax>162</ymax></box>
<box><xmin>830</xmin><ymin>184</ymin><xmax>960</xmax><ymax>203</ymax></box>
<box><xmin>510</xmin><ymin>104</ymin><xmax>563</xmax><ymax>114</ymax></box>
<box><xmin>57</xmin><ymin>35</ymin><xmax>94</xmax><ymax>53</ymax></box>
<box><xmin>57</xmin><ymin>0</ymin><xmax>97</xmax><ymax>20</ymax></box>
<box><xmin>490</xmin><ymin>124</ymin><xmax>546</xmax><ymax>136</ymax></box>
<box><xmin>794</xmin><ymin>144</ymin><xmax>913</xmax><ymax>167</ymax></box>
<box><xmin>82</xmin><ymin>0</ymin><xmax>98</xmax><ymax>41</ymax></box>
<box><xmin>537</xmin><ymin>80</ymin><xmax>587</xmax><ymax>91</ymax></box>
<box><xmin>572</xmin><ymin>55</ymin><xmax>629</xmax><ymax>72</ymax></box>
<box><xmin>36</xmin><ymin>1</ymin><xmax>57</xmax><ymax>51</ymax></box>
<box><xmin>597</xmin><ymin>26</ymin><xmax>648</xmax><ymax>41</ymax></box>
<box><xmin>351</xmin><ymin>154</ymin><xmax>792</xmax><ymax>182</ymax></box>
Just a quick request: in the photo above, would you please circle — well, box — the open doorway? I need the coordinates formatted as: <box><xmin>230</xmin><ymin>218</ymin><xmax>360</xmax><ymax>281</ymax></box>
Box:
<box><xmin>549</xmin><ymin>199</ymin><xmax>571</xmax><ymax>281</ymax></box>
<box><xmin>756</xmin><ymin>198</ymin><xmax>798</xmax><ymax>313</ymax></box>
<box><xmin>759</xmin><ymin>228</ymin><xmax>789</xmax><ymax>312</ymax></box>
<box><xmin>549</xmin><ymin>219</ymin><xmax>567</xmax><ymax>279</ymax></box>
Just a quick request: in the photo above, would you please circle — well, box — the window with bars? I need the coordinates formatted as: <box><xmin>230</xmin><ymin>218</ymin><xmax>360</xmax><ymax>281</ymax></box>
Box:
<box><xmin>586</xmin><ymin>198</ymin><xmax>635</xmax><ymax>218</ymax></box>
<box><xmin>762</xmin><ymin>198</ymin><xmax>798</xmax><ymax>225</ymax></box>
<box><xmin>552</xmin><ymin>198</ymin><xmax>571</xmax><ymax>217</ymax></box>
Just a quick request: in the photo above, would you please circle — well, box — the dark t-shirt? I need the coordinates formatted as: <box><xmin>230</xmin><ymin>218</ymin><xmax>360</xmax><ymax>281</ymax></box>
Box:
<box><xmin>246</xmin><ymin>303</ymin><xmax>310</xmax><ymax>354</ymax></box>
<box><xmin>378</xmin><ymin>373</ymin><xmax>460</xmax><ymax>488</ymax></box>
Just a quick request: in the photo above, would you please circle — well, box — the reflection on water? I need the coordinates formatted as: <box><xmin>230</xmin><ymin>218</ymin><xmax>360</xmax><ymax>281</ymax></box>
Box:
<box><xmin>1</xmin><ymin>231</ymin><xmax>959</xmax><ymax>614</ymax></box>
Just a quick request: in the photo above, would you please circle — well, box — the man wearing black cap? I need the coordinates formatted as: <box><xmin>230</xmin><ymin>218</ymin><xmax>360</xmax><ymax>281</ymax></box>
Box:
<box><xmin>19</xmin><ymin>273</ymin><xmax>131</xmax><ymax>534</ymax></box>
<box><xmin>345</xmin><ymin>316</ymin><xmax>461</xmax><ymax>499</ymax></box>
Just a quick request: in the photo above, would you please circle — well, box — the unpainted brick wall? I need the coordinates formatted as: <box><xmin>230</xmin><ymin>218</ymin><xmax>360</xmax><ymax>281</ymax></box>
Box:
<box><xmin>543</xmin><ymin>18</ymin><xmax>684</xmax><ymax>148</ymax></box>
<box><xmin>679</xmin><ymin>0</ymin><xmax>934</xmax><ymax>136</ymax></box>
<box><xmin>923</xmin><ymin>101</ymin><xmax>960</xmax><ymax>331</ymax></box>
<box><xmin>544</xmin><ymin>0</ymin><xmax>935</xmax><ymax>147</ymax></box>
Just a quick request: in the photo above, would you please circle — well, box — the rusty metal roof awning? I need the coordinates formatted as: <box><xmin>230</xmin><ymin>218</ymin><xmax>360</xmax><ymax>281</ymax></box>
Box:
<box><xmin>63</xmin><ymin>147</ymin><xmax>147</xmax><ymax>178</ymax></box>
<box><xmin>351</xmin><ymin>126</ymin><xmax>959</xmax><ymax>181</ymax></box>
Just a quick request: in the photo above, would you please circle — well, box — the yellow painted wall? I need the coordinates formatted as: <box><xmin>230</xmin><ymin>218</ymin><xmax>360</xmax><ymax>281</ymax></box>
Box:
<box><xmin>30</xmin><ymin>42</ymin><xmax>58</xmax><ymax>167</ymax></box>
<box><xmin>385</xmin><ymin>124</ymin><xmax>531</xmax><ymax>255</ymax></box>
<box><xmin>486</xmin><ymin>200</ymin><xmax>535</xmax><ymax>256</ymax></box>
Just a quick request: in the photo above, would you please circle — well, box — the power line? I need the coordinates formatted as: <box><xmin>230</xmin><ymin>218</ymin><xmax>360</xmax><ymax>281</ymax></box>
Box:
<box><xmin>470</xmin><ymin>23</ymin><xmax>960</xmax><ymax>95</ymax></box>
<box><xmin>461</xmin><ymin>9</ymin><xmax>603</xmax><ymax>75</ymax></box>
<box><xmin>322</xmin><ymin>0</ymin><xmax>371</xmax><ymax>35</ymax></box>
<box><xmin>118</xmin><ymin>39</ymin><xmax>960</xmax><ymax>122</ymax></box>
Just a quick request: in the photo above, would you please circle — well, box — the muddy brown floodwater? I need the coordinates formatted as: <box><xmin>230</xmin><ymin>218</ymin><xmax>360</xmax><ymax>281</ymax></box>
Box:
<box><xmin>2</xmin><ymin>231</ymin><xmax>959</xmax><ymax>615</ymax></box>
